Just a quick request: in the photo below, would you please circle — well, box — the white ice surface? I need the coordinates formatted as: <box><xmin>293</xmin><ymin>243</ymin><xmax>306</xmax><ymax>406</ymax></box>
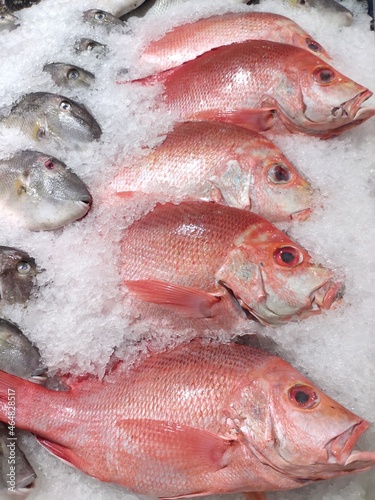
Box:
<box><xmin>0</xmin><ymin>0</ymin><xmax>373</xmax><ymax>499</ymax></box>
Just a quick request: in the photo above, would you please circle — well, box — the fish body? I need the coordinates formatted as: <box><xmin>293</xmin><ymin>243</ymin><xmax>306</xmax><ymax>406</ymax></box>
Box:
<box><xmin>141</xmin><ymin>11</ymin><xmax>330</xmax><ymax>73</ymax></box>
<box><xmin>0</xmin><ymin>247</ymin><xmax>36</xmax><ymax>305</ymax></box>
<box><xmin>1</xmin><ymin>92</ymin><xmax>102</xmax><ymax>144</ymax></box>
<box><xmin>83</xmin><ymin>9</ymin><xmax>124</xmax><ymax>32</ymax></box>
<box><xmin>112</xmin><ymin>121</ymin><xmax>312</xmax><ymax>222</ymax></box>
<box><xmin>43</xmin><ymin>63</ymin><xmax>95</xmax><ymax>89</ymax></box>
<box><xmin>0</xmin><ymin>150</ymin><xmax>92</xmax><ymax>231</ymax></box>
<box><xmin>289</xmin><ymin>0</ymin><xmax>353</xmax><ymax>27</ymax></box>
<box><xmin>120</xmin><ymin>201</ymin><xmax>342</xmax><ymax>326</ymax></box>
<box><xmin>0</xmin><ymin>341</ymin><xmax>373</xmax><ymax>496</ymax></box>
<box><xmin>132</xmin><ymin>40</ymin><xmax>375</xmax><ymax>138</ymax></box>
<box><xmin>0</xmin><ymin>8</ymin><xmax>18</xmax><ymax>30</ymax></box>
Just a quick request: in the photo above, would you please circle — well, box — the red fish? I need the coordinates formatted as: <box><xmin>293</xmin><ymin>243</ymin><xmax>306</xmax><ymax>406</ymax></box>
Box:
<box><xmin>120</xmin><ymin>201</ymin><xmax>342</xmax><ymax>326</ymax></box>
<box><xmin>0</xmin><ymin>341</ymin><xmax>374</xmax><ymax>497</ymax></box>
<box><xmin>141</xmin><ymin>11</ymin><xmax>330</xmax><ymax>73</ymax></box>
<box><xmin>127</xmin><ymin>41</ymin><xmax>375</xmax><ymax>138</ymax></box>
<box><xmin>111</xmin><ymin>121</ymin><xmax>313</xmax><ymax>222</ymax></box>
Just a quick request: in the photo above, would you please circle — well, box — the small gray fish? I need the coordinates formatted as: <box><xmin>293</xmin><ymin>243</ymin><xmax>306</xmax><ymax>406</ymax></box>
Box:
<box><xmin>0</xmin><ymin>247</ymin><xmax>37</xmax><ymax>305</ymax></box>
<box><xmin>2</xmin><ymin>92</ymin><xmax>102</xmax><ymax>144</ymax></box>
<box><xmin>0</xmin><ymin>318</ymin><xmax>44</xmax><ymax>381</ymax></box>
<box><xmin>74</xmin><ymin>38</ymin><xmax>108</xmax><ymax>57</ymax></box>
<box><xmin>0</xmin><ymin>8</ymin><xmax>18</xmax><ymax>30</ymax></box>
<box><xmin>83</xmin><ymin>9</ymin><xmax>124</xmax><ymax>32</ymax></box>
<box><xmin>0</xmin><ymin>424</ymin><xmax>36</xmax><ymax>497</ymax></box>
<box><xmin>43</xmin><ymin>62</ymin><xmax>95</xmax><ymax>89</ymax></box>
<box><xmin>0</xmin><ymin>150</ymin><xmax>92</xmax><ymax>231</ymax></box>
<box><xmin>289</xmin><ymin>0</ymin><xmax>353</xmax><ymax>26</ymax></box>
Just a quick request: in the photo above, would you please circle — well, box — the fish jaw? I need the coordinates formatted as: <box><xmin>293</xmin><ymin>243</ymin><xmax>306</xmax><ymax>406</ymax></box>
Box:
<box><xmin>333</xmin><ymin>89</ymin><xmax>373</xmax><ymax>121</ymax></box>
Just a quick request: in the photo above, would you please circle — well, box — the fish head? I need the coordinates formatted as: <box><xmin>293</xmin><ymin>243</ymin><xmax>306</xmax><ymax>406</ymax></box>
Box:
<box><xmin>236</xmin><ymin>357</ymin><xmax>375</xmax><ymax>483</ymax></box>
<box><xmin>280</xmin><ymin>53</ymin><xmax>375</xmax><ymax>132</ymax></box>
<box><xmin>12</xmin><ymin>150</ymin><xmax>92</xmax><ymax>230</ymax></box>
<box><xmin>43</xmin><ymin>63</ymin><xmax>95</xmax><ymax>88</ymax></box>
<box><xmin>74</xmin><ymin>38</ymin><xmax>108</xmax><ymax>57</ymax></box>
<box><xmin>82</xmin><ymin>9</ymin><xmax>124</xmax><ymax>31</ymax></box>
<box><xmin>217</xmin><ymin>219</ymin><xmax>343</xmax><ymax>325</ymax></box>
<box><xmin>0</xmin><ymin>246</ymin><xmax>37</xmax><ymax>305</ymax></box>
<box><xmin>0</xmin><ymin>9</ymin><xmax>19</xmax><ymax>31</ymax></box>
<box><xmin>249</xmin><ymin>144</ymin><xmax>313</xmax><ymax>222</ymax></box>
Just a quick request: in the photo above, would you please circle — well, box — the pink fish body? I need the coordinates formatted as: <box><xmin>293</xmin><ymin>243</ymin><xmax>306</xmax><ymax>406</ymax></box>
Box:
<box><xmin>120</xmin><ymin>201</ymin><xmax>342</xmax><ymax>326</ymax></box>
<box><xmin>0</xmin><ymin>341</ymin><xmax>374</xmax><ymax>496</ymax></box>
<box><xmin>111</xmin><ymin>122</ymin><xmax>313</xmax><ymax>222</ymax></box>
<box><xmin>131</xmin><ymin>40</ymin><xmax>375</xmax><ymax>138</ymax></box>
<box><xmin>141</xmin><ymin>11</ymin><xmax>330</xmax><ymax>73</ymax></box>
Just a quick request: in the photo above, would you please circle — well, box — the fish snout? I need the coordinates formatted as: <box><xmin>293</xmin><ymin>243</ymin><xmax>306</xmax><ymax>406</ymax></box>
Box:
<box><xmin>326</xmin><ymin>420</ymin><xmax>375</xmax><ymax>469</ymax></box>
<box><xmin>313</xmin><ymin>280</ymin><xmax>344</xmax><ymax>310</ymax></box>
<box><xmin>333</xmin><ymin>89</ymin><xmax>373</xmax><ymax>121</ymax></box>
<box><xmin>79</xmin><ymin>194</ymin><xmax>92</xmax><ymax>206</ymax></box>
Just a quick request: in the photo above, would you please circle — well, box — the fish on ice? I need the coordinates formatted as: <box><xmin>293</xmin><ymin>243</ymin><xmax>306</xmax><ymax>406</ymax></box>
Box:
<box><xmin>140</xmin><ymin>11</ymin><xmax>331</xmax><ymax>73</ymax></box>
<box><xmin>0</xmin><ymin>247</ymin><xmax>37</xmax><ymax>305</ymax></box>
<box><xmin>127</xmin><ymin>40</ymin><xmax>375</xmax><ymax>138</ymax></box>
<box><xmin>0</xmin><ymin>150</ymin><xmax>92</xmax><ymax>231</ymax></box>
<box><xmin>0</xmin><ymin>341</ymin><xmax>373</xmax><ymax>497</ymax></box>
<box><xmin>112</xmin><ymin>121</ymin><xmax>313</xmax><ymax>222</ymax></box>
<box><xmin>120</xmin><ymin>200</ymin><xmax>343</xmax><ymax>326</ymax></box>
<box><xmin>288</xmin><ymin>0</ymin><xmax>353</xmax><ymax>27</ymax></box>
<box><xmin>43</xmin><ymin>63</ymin><xmax>95</xmax><ymax>89</ymax></box>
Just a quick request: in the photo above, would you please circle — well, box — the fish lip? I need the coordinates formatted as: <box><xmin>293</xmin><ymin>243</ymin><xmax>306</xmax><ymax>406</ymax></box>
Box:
<box><xmin>333</xmin><ymin>89</ymin><xmax>373</xmax><ymax>120</ymax></box>
<box><xmin>311</xmin><ymin>280</ymin><xmax>344</xmax><ymax>311</ymax></box>
<box><xmin>325</xmin><ymin>420</ymin><xmax>373</xmax><ymax>467</ymax></box>
<box><xmin>289</xmin><ymin>208</ymin><xmax>312</xmax><ymax>222</ymax></box>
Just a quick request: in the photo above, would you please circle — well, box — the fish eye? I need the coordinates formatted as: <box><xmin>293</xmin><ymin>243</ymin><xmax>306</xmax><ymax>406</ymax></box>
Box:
<box><xmin>313</xmin><ymin>67</ymin><xmax>336</xmax><ymax>85</ymax></box>
<box><xmin>87</xmin><ymin>42</ymin><xmax>96</xmax><ymax>51</ymax></box>
<box><xmin>60</xmin><ymin>100</ymin><xmax>72</xmax><ymax>111</ymax></box>
<box><xmin>94</xmin><ymin>11</ymin><xmax>106</xmax><ymax>21</ymax></box>
<box><xmin>16</xmin><ymin>261</ymin><xmax>32</xmax><ymax>275</ymax></box>
<box><xmin>305</xmin><ymin>38</ymin><xmax>322</xmax><ymax>54</ymax></box>
<box><xmin>67</xmin><ymin>69</ymin><xmax>79</xmax><ymax>80</ymax></box>
<box><xmin>17</xmin><ymin>185</ymin><xmax>26</xmax><ymax>196</ymax></box>
<box><xmin>44</xmin><ymin>159</ymin><xmax>55</xmax><ymax>170</ymax></box>
<box><xmin>268</xmin><ymin>163</ymin><xmax>292</xmax><ymax>184</ymax></box>
<box><xmin>273</xmin><ymin>246</ymin><xmax>303</xmax><ymax>268</ymax></box>
<box><xmin>288</xmin><ymin>384</ymin><xmax>320</xmax><ymax>409</ymax></box>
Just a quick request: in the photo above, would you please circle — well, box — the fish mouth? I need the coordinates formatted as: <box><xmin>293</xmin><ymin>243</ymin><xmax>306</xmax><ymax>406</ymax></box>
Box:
<box><xmin>289</xmin><ymin>208</ymin><xmax>312</xmax><ymax>222</ymax></box>
<box><xmin>326</xmin><ymin>420</ymin><xmax>375</xmax><ymax>470</ymax></box>
<box><xmin>311</xmin><ymin>280</ymin><xmax>344</xmax><ymax>311</ymax></box>
<box><xmin>332</xmin><ymin>90</ymin><xmax>373</xmax><ymax>121</ymax></box>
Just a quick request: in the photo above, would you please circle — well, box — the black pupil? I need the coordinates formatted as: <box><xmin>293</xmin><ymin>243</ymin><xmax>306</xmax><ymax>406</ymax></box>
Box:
<box><xmin>274</xmin><ymin>165</ymin><xmax>290</xmax><ymax>182</ymax></box>
<box><xmin>308</xmin><ymin>41</ymin><xmax>320</xmax><ymax>52</ymax></box>
<box><xmin>295</xmin><ymin>391</ymin><xmax>310</xmax><ymax>404</ymax></box>
<box><xmin>320</xmin><ymin>70</ymin><xmax>332</xmax><ymax>82</ymax></box>
<box><xmin>280</xmin><ymin>251</ymin><xmax>295</xmax><ymax>264</ymax></box>
<box><xmin>68</xmin><ymin>70</ymin><xmax>78</xmax><ymax>79</ymax></box>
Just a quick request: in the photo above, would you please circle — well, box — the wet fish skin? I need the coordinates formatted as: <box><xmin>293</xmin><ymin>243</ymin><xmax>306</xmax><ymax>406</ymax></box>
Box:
<box><xmin>83</xmin><ymin>9</ymin><xmax>124</xmax><ymax>32</ymax></box>
<box><xmin>0</xmin><ymin>318</ymin><xmax>44</xmax><ymax>382</ymax></box>
<box><xmin>2</xmin><ymin>0</ymin><xmax>41</xmax><ymax>11</ymax></box>
<box><xmin>134</xmin><ymin>40</ymin><xmax>375</xmax><ymax>138</ymax></box>
<box><xmin>0</xmin><ymin>246</ymin><xmax>37</xmax><ymax>305</ymax></box>
<box><xmin>112</xmin><ymin>121</ymin><xmax>313</xmax><ymax>222</ymax></box>
<box><xmin>289</xmin><ymin>0</ymin><xmax>353</xmax><ymax>27</ymax></box>
<box><xmin>74</xmin><ymin>38</ymin><xmax>108</xmax><ymax>57</ymax></box>
<box><xmin>2</xmin><ymin>92</ymin><xmax>102</xmax><ymax>144</ymax></box>
<box><xmin>120</xmin><ymin>201</ymin><xmax>343</xmax><ymax>326</ymax></box>
<box><xmin>0</xmin><ymin>341</ymin><xmax>374</xmax><ymax>496</ymax></box>
<box><xmin>43</xmin><ymin>63</ymin><xmax>95</xmax><ymax>89</ymax></box>
<box><xmin>0</xmin><ymin>8</ymin><xmax>18</xmax><ymax>30</ymax></box>
<box><xmin>141</xmin><ymin>11</ymin><xmax>330</xmax><ymax>73</ymax></box>
<box><xmin>0</xmin><ymin>150</ymin><xmax>92</xmax><ymax>231</ymax></box>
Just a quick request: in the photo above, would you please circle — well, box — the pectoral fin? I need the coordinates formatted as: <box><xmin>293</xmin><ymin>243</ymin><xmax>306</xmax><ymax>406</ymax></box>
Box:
<box><xmin>118</xmin><ymin>419</ymin><xmax>234</xmax><ymax>475</ymax></box>
<box><xmin>38</xmin><ymin>438</ymin><xmax>78</xmax><ymax>469</ymax></box>
<box><xmin>190</xmin><ymin>108</ymin><xmax>277</xmax><ymax>132</ymax></box>
<box><xmin>125</xmin><ymin>279</ymin><xmax>221</xmax><ymax>318</ymax></box>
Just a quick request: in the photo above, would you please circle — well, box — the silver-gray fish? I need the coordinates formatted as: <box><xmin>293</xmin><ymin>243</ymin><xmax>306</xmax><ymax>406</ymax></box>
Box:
<box><xmin>0</xmin><ymin>247</ymin><xmax>37</xmax><ymax>305</ymax></box>
<box><xmin>0</xmin><ymin>423</ymin><xmax>36</xmax><ymax>497</ymax></box>
<box><xmin>0</xmin><ymin>8</ymin><xmax>18</xmax><ymax>30</ymax></box>
<box><xmin>0</xmin><ymin>150</ymin><xmax>92</xmax><ymax>231</ymax></box>
<box><xmin>1</xmin><ymin>92</ymin><xmax>102</xmax><ymax>144</ymax></box>
<box><xmin>83</xmin><ymin>9</ymin><xmax>124</xmax><ymax>31</ymax></box>
<box><xmin>74</xmin><ymin>38</ymin><xmax>108</xmax><ymax>57</ymax></box>
<box><xmin>288</xmin><ymin>0</ymin><xmax>353</xmax><ymax>26</ymax></box>
<box><xmin>43</xmin><ymin>63</ymin><xmax>95</xmax><ymax>89</ymax></box>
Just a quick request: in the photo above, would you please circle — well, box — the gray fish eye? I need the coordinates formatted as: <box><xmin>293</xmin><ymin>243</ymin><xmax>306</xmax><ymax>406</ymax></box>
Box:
<box><xmin>95</xmin><ymin>12</ymin><xmax>105</xmax><ymax>21</ymax></box>
<box><xmin>17</xmin><ymin>261</ymin><xmax>32</xmax><ymax>275</ymax></box>
<box><xmin>67</xmin><ymin>69</ymin><xmax>79</xmax><ymax>80</ymax></box>
<box><xmin>60</xmin><ymin>100</ymin><xmax>72</xmax><ymax>111</ymax></box>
